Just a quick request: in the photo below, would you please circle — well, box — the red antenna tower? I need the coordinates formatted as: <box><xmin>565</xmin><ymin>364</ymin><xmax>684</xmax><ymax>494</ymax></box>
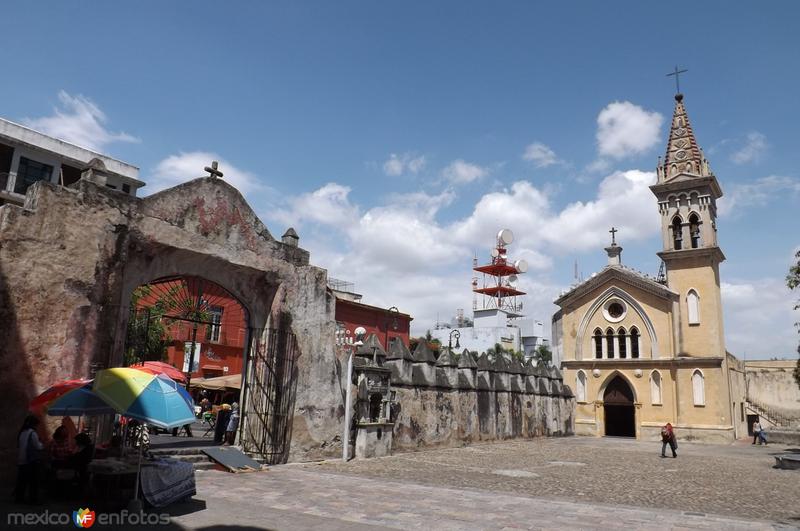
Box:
<box><xmin>472</xmin><ymin>229</ymin><xmax>528</xmax><ymax>315</ymax></box>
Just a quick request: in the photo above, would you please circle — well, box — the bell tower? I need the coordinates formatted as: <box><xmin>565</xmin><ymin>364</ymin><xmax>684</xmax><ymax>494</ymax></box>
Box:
<box><xmin>650</xmin><ymin>93</ymin><xmax>726</xmax><ymax>358</ymax></box>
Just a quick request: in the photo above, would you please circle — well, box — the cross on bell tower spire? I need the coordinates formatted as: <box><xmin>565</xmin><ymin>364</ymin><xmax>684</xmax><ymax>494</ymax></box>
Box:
<box><xmin>666</xmin><ymin>66</ymin><xmax>688</xmax><ymax>96</ymax></box>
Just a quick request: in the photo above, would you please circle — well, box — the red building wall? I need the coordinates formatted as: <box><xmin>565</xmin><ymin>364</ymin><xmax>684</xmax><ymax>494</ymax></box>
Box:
<box><xmin>334</xmin><ymin>298</ymin><xmax>412</xmax><ymax>350</ymax></box>
<box><xmin>135</xmin><ymin>277</ymin><xmax>247</xmax><ymax>379</ymax></box>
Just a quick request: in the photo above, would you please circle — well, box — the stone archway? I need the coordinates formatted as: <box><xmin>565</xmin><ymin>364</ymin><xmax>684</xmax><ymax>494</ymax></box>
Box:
<box><xmin>0</xmin><ymin>177</ymin><xmax>340</xmax><ymax>475</ymax></box>
<box><xmin>603</xmin><ymin>375</ymin><xmax>635</xmax><ymax>437</ymax></box>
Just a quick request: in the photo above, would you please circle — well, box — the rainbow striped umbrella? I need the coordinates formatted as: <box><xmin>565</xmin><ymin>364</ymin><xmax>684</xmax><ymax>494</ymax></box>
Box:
<box><xmin>29</xmin><ymin>379</ymin><xmax>91</xmax><ymax>413</ymax></box>
<box><xmin>47</xmin><ymin>381</ymin><xmax>116</xmax><ymax>416</ymax></box>
<box><xmin>93</xmin><ymin>368</ymin><xmax>195</xmax><ymax>429</ymax></box>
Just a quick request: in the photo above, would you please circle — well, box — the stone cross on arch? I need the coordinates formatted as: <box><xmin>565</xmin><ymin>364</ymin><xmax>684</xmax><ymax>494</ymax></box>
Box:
<box><xmin>204</xmin><ymin>160</ymin><xmax>224</xmax><ymax>179</ymax></box>
<box><xmin>609</xmin><ymin>226</ymin><xmax>618</xmax><ymax>246</ymax></box>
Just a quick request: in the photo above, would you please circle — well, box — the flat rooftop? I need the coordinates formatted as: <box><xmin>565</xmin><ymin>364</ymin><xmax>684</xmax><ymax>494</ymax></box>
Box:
<box><xmin>0</xmin><ymin>116</ymin><xmax>142</xmax><ymax>183</ymax></box>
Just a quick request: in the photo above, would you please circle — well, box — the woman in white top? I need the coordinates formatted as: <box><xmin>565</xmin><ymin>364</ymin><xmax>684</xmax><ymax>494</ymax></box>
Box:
<box><xmin>15</xmin><ymin>414</ymin><xmax>44</xmax><ymax>504</ymax></box>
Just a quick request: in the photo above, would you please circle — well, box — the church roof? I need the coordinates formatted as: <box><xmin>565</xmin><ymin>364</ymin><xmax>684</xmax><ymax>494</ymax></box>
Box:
<box><xmin>553</xmin><ymin>264</ymin><xmax>677</xmax><ymax>307</ymax></box>
<box><xmin>663</xmin><ymin>94</ymin><xmax>703</xmax><ymax>175</ymax></box>
<box><xmin>653</xmin><ymin>94</ymin><xmax>722</xmax><ymax>198</ymax></box>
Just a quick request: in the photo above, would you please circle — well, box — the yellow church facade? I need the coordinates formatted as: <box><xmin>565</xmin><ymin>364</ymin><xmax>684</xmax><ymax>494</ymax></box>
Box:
<box><xmin>552</xmin><ymin>93</ymin><xmax>748</xmax><ymax>443</ymax></box>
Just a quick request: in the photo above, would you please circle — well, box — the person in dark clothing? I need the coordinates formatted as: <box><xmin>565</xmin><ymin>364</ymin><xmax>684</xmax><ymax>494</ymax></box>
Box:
<box><xmin>15</xmin><ymin>415</ymin><xmax>44</xmax><ymax>504</ymax></box>
<box><xmin>660</xmin><ymin>422</ymin><xmax>677</xmax><ymax>458</ymax></box>
<box><xmin>69</xmin><ymin>433</ymin><xmax>94</xmax><ymax>490</ymax></box>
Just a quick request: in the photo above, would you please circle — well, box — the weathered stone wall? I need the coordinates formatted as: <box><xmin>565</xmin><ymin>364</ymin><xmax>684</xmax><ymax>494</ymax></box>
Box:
<box><xmin>384</xmin><ymin>343</ymin><xmax>574</xmax><ymax>451</ymax></box>
<box><xmin>0</xmin><ymin>177</ymin><xmax>344</xmax><ymax>481</ymax></box>
<box><xmin>745</xmin><ymin>361</ymin><xmax>800</xmax><ymax>422</ymax></box>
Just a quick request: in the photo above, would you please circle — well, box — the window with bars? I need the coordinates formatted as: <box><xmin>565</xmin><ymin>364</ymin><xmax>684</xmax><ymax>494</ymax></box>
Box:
<box><xmin>206</xmin><ymin>306</ymin><xmax>224</xmax><ymax>342</ymax></box>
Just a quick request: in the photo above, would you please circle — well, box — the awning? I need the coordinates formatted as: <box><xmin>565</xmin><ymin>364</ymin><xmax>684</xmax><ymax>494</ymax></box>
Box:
<box><xmin>189</xmin><ymin>374</ymin><xmax>241</xmax><ymax>391</ymax></box>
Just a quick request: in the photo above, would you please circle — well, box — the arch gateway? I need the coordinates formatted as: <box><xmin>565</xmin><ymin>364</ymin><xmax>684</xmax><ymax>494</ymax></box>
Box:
<box><xmin>0</xmin><ymin>176</ymin><xmax>340</xmax><ymax>477</ymax></box>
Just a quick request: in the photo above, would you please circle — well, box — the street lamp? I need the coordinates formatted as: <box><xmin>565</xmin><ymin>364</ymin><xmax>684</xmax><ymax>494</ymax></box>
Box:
<box><xmin>342</xmin><ymin>326</ymin><xmax>366</xmax><ymax>461</ymax></box>
<box><xmin>448</xmin><ymin>329</ymin><xmax>461</xmax><ymax>352</ymax></box>
<box><xmin>385</xmin><ymin>306</ymin><xmax>399</xmax><ymax>350</ymax></box>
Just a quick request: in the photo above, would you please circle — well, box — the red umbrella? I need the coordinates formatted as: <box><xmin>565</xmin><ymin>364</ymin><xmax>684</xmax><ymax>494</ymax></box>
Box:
<box><xmin>129</xmin><ymin>361</ymin><xmax>187</xmax><ymax>384</ymax></box>
<box><xmin>29</xmin><ymin>379</ymin><xmax>92</xmax><ymax>412</ymax></box>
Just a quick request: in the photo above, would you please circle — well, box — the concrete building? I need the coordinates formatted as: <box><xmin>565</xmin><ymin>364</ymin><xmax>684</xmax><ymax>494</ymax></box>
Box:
<box><xmin>432</xmin><ymin>309</ymin><xmax>547</xmax><ymax>359</ymax></box>
<box><xmin>553</xmin><ymin>92</ymin><xmax>748</xmax><ymax>443</ymax></box>
<box><xmin>0</xmin><ymin>117</ymin><xmax>143</xmax><ymax>206</ymax></box>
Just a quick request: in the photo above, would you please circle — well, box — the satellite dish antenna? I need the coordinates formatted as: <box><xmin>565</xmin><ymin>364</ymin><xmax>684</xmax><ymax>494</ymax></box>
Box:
<box><xmin>514</xmin><ymin>259</ymin><xmax>528</xmax><ymax>273</ymax></box>
<box><xmin>508</xmin><ymin>274</ymin><xmax>518</xmax><ymax>285</ymax></box>
<box><xmin>491</xmin><ymin>248</ymin><xmax>500</xmax><ymax>258</ymax></box>
<box><xmin>497</xmin><ymin>229</ymin><xmax>514</xmax><ymax>245</ymax></box>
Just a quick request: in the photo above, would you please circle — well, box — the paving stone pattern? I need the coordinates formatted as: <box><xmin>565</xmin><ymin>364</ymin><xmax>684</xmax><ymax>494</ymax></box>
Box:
<box><xmin>302</xmin><ymin>437</ymin><xmax>800</xmax><ymax>526</ymax></box>
<box><xmin>166</xmin><ymin>437</ymin><xmax>799</xmax><ymax>530</ymax></box>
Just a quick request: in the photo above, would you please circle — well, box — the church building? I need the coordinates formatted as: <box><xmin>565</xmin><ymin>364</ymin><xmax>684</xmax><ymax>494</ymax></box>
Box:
<box><xmin>552</xmin><ymin>93</ymin><xmax>748</xmax><ymax>443</ymax></box>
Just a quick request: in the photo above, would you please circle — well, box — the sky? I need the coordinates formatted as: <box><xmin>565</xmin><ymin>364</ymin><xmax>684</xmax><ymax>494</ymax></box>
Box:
<box><xmin>1</xmin><ymin>2</ymin><xmax>798</xmax><ymax>359</ymax></box>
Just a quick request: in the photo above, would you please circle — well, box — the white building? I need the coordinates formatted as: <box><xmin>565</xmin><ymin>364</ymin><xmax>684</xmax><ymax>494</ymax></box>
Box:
<box><xmin>0</xmin><ymin>117</ymin><xmax>143</xmax><ymax>206</ymax></box>
<box><xmin>432</xmin><ymin>308</ymin><xmax>547</xmax><ymax>359</ymax></box>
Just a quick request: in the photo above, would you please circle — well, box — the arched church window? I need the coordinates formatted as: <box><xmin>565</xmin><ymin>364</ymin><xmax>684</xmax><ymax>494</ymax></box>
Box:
<box><xmin>687</xmin><ymin>289</ymin><xmax>700</xmax><ymax>325</ymax></box>
<box><xmin>689</xmin><ymin>213</ymin><xmax>701</xmax><ymax>248</ymax></box>
<box><xmin>650</xmin><ymin>370</ymin><xmax>662</xmax><ymax>405</ymax></box>
<box><xmin>594</xmin><ymin>328</ymin><xmax>603</xmax><ymax>359</ymax></box>
<box><xmin>692</xmin><ymin>369</ymin><xmax>705</xmax><ymax>406</ymax></box>
<box><xmin>605</xmin><ymin>328</ymin><xmax>615</xmax><ymax>359</ymax></box>
<box><xmin>672</xmin><ymin>217</ymin><xmax>683</xmax><ymax>250</ymax></box>
<box><xmin>670</xmin><ymin>164</ymin><xmax>677</xmax><ymax>176</ymax></box>
<box><xmin>630</xmin><ymin>327</ymin><xmax>640</xmax><ymax>359</ymax></box>
<box><xmin>576</xmin><ymin>370</ymin><xmax>587</xmax><ymax>402</ymax></box>
<box><xmin>617</xmin><ymin>327</ymin><xmax>627</xmax><ymax>358</ymax></box>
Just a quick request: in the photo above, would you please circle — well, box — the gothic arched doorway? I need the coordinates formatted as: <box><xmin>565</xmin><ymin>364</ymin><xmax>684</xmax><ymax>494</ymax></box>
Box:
<box><xmin>603</xmin><ymin>375</ymin><xmax>635</xmax><ymax>437</ymax></box>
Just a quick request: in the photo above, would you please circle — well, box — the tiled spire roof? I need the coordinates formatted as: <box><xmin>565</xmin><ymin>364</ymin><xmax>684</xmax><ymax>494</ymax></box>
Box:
<box><xmin>657</xmin><ymin>94</ymin><xmax>712</xmax><ymax>183</ymax></box>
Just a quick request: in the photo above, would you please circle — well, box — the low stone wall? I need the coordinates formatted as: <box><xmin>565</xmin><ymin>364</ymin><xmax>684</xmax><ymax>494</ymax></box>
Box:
<box><xmin>384</xmin><ymin>343</ymin><xmax>574</xmax><ymax>451</ymax></box>
<box><xmin>765</xmin><ymin>428</ymin><xmax>800</xmax><ymax>446</ymax></box>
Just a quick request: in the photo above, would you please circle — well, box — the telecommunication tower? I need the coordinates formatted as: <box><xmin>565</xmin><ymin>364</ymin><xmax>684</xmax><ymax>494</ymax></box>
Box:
<box><xmin>472</xmin><ymin>229</ymin><xmax>528</xmax><ymax>316</ymax></box>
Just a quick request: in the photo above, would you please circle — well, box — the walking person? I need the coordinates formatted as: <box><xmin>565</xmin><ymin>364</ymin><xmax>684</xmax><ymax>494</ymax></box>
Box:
<box><xmin>224</xmin><ymin>402</ymin><xmax>240</xmax><ymax>445</ymax></box>
<box><xmin>752</xmin><ymin>420</ymin><xmax>762</xmax><ymax>445</ymax></box>
<box><xmin>15</xmin><ymin>415</ymin><xmax>44</xmax><ymax>504</ymax></box>
<box><xmin>660</xmin><ymin>422</ymin><xmax>677</xmax><ymax>458</ymax></box>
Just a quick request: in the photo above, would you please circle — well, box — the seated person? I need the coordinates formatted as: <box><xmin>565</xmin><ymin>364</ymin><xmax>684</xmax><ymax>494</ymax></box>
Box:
<box><xmin>49</xmin><ymin>426</ymin><xmax>75</xmax><ymax>466</ymax></box>
<box><xmin>68</xmin><ymin>433</ymin><xmax>95</xmax><ymax>487</ymax></box>
<box><xmin>106</xmin><ymin>435</ymin><xmax>123</xmax><ymax>458</ymax></box>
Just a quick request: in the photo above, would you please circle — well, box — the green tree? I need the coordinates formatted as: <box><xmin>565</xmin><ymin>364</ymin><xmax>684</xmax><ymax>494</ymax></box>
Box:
<box><xmin>125</xmin><ymin>285</ymin><xmax>170</xmax><ymax>366</ymax></box>
<box><xmin>124</xmin><ymin>283</ymin><xmax>212</xmax><ymax>366</ymax></box>
<box><xmin>787</xmin><ymin>250</ymin><xmax>800</xmax><ymax>389</ymax></box>
<box><xmin>533</xmin><ymin>344</ymin><xmax>553</xmax><ymax>365</ymax></box>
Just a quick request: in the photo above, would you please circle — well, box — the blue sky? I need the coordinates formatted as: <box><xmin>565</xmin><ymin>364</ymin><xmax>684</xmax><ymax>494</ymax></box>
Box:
<box><xmin>2</xmin><ymin>2</ymin><xmax>798</xmax><ymax>358</ymax></box>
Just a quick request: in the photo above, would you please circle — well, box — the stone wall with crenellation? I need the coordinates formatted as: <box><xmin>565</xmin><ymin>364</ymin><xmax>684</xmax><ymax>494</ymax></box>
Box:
<box><xmin>384</xmin><ymin>340</ymin><xmax>574</xmax><ymax>451</ymax></box>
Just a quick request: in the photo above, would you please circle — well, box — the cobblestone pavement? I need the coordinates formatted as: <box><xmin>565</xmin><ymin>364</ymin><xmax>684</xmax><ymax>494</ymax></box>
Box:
<box><xmin>164</xmin><ymin>437</ymin><xmax>799</xmax><ymax>530</ymax></box>
<box><xmin>297</xmin><ymin>437</ymin><xmax>800</xmax><ymax>526</ymax></box>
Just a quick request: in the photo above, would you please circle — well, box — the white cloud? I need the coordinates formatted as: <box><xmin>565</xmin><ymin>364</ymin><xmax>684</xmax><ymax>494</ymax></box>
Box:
<box><xmin>441</xmin><ymin>159</ymin><xmax>489</xmax><ymax>185</ymax></box>
<box><xmin>596</xmin><ymin>101</ymin><xmax>663</xmax><ymax>160</ymax></box>
<box><xmin>731</xmin><ymin>131</ymin><xmax>767</xmax><ymax>165</ymax></box>
<box><xmin>722</xmin><ymin>277</ymin><xmax>798</xmax><ymax>358</ymax></box>
<box><xmin>522</xmin><ymin>142</ymin><xmax>559</xmax><ymax>168</ymax></box>
<box><xmin>146</xmin><ymin>152</ymin><xmax>264</xmax><ymax>196</ymax></box>
<box><xmin>23</xmin><ymin>90</ymin><xmax>139</xmax><ymax>152</ymax></box>
<box><xmin>382</xmin><ymin>152</ymin><xmax>426</xmax><ymax>176</ymax></box>
<box><xmin>267</xmin><ymin>165</ymin><xmax>664</xmax><ymax>336</ymax></box>
<box><xmin>275</xmin><ymin>182</ymin><xmax>358</xmax><ymax>229</ymax></box>
<box><xmin>540</xmin><ymin>170</ymin><xmax>659</xmax><ymax>250</ymax></box>
<box><xmin>718</xmin><ymin>175</ymin><xmax>800</xmax><ymax>218</ymax></box>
